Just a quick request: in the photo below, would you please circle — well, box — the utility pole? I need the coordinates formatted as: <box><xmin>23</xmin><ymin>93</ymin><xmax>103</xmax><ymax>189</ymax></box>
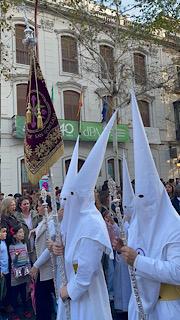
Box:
<box><xmin>112</xmin><ymin>0</ymin><xmax>121</xmax><ymax>187</ymax></box>
<box><xmin>112</xmin><ymin>96</ymin><xmax>120</xmax><ymax>187</ymax></box>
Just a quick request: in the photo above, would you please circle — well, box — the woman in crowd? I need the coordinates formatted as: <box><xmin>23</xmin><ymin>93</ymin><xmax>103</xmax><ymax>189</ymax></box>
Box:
<box><xmin>0</xmin><ymin>196</ymin><xmax>19</xmax><ymax>313</ymax></box>
<box><xmin>165</xmin><ymin>182</ymin><xmax>175</xmax><ymax>199</ymax></box>
<box><xmin>1</xmin><ymin>197</ymin><xmax>17</xmax><ymax>245</ymax></box>
<box><xmin>30</xmin><ymin>195</ymin><xmax>55</xmax><ymax>320</ymax></box>
<box><xmin>15</xmin><ymin>196</ymin><xmax>40</xmax><ymax>264</ymax></box>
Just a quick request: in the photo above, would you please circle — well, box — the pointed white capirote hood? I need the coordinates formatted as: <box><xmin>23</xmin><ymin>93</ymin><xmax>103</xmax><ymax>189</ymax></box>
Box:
<box><xmin>63</xmin><ymin>113</ymin><xmax>117</xmax><ymax>263</ymax></box>
<box><xmin>122</xmin><ymin>151</ymin><xmax>135</xmax><ymax>218</ymax></box>
<box><xmin>60</xmin><ymin>136</ymin><xmax>79</xmax><ymax>240</ymax></box>
<box><xmin>73</xmin><ymin>110</ymin><xmax>117</xmax><ymax>198</ymax></box>
<box><xmin>130</xmin><ymin>90</ymin><xmax>180</xmax><ymax>251</ymax></box>
<box><xmin>131</xmin><ymin>92</ymin><xmax>164</xmax><ymax>209</ymax></box>
<box><xmin>128</xmin><ymin>90</ymin><xmax>180</xmax><ymax>314</ymax></box>
<box><xmin>60</xmin><ymin>136</ymin><xmax>79</xmax><ymax>203</ymax></box>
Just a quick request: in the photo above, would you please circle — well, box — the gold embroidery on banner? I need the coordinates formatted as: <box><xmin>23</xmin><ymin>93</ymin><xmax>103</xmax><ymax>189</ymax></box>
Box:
<box><xmin>25</xmin><ymin>126</ymin><xmax>63</xmax><ymax>175</ymax></box>
<box><xmin>24</xmin><ymin>142</ymin><xmax>33</xmax><ymax>158</ymax></box>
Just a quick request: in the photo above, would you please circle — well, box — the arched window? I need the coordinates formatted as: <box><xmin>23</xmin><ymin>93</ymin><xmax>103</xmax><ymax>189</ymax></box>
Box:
<box><xmin>100</xmin><ymin>45</ymin><xmax>114</xmax><ymax>79</ymax></box>
<box><xmin>61</xmin><ymin>36</ymin><xmax>78</xmax><ymax>74</ymax></box>
<box><xmin>134</xmin><ymin>53</ymin><xmax>146</xmax><ymax>85</ymax></box>
<box><xmin>16</xmin><ymin>83</ymin><xmax>27</xmax><ymax>116</ymax></box>
<box><xmin>138</xmin><ymin>100</ymin><xmax>150</xmax><ymax>127</ymax></box>
<box><xmin>102</xmin><ymin>95</ymin><xmax>113</xmax><ymax>122</ymax></box>
<box><xmin>21</xmin><ymin>159</ymin><xmax>39</xmax><ymax>193</ymax></box>
<box><xmin>65</xmin><ymin>158</ymin><xmax>85</xmax><ymax>174</ymax></box>
<box><xmin>63</xmin><ymin>90</ymin><xmax>80</xmax><ymax>121</ymax></box>
<box><xmin>15</xmin><ymin>24</ymin><xmax>31</xmax><ymax>65</ymax></box>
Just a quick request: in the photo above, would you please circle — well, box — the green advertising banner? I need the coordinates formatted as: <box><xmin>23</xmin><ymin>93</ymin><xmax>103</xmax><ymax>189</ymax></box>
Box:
<box><xmin>12</xmin><ymin>116</ymin><xmax>129</xmax><ymax>142</ymax></box>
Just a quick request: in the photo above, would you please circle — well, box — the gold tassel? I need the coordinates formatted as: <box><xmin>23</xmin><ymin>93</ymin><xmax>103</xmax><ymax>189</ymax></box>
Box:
<box><xmin>37</xmin><ymin>107</ymin><xmax>43</xmax><ymax>129</ymax></box>
<box><xmin>26</xmin><ymin>103</ymin><xmax>32</xmax><ymax>124</ymax></box>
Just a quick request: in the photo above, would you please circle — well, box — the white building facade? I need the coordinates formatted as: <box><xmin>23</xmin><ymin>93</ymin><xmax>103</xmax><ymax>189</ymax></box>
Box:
<box><xmin>1</xmin><ymin>1</ymin><xmax>180</xmax><ymax>195</ymax></box>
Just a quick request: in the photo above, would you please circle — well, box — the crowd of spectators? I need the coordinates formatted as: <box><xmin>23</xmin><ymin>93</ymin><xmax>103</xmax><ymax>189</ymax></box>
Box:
<box><xmin>0</xmin><ymin>176</ymin><xmax>179</xmax><ymax>320</ymax></box>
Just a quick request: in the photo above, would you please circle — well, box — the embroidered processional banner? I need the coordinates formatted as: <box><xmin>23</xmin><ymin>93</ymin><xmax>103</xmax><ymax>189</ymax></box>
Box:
<box><xmin>24</xmin><ymin>54</ymin><xmax>64</xmax><ymax>184</ymax></box>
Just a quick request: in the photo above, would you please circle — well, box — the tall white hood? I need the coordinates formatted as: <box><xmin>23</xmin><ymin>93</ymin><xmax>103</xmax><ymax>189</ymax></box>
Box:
<box><xmin>63</xmin><ymin>111</ymin><xmax>118</xmax><ymax>265</ymax></box>
<box><xmin>128</xmin><ymin>91</ymin><xmax>180</xmax><ymax>314</ymax></box>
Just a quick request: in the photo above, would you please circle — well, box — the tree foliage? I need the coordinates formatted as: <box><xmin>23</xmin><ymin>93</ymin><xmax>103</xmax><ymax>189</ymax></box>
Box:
<box><xmin>0</xmin><ymin>0</ymin><xmax>21</xmax><ymax>78</ymax></box>
<box><xmin>46</xmin><ymin>0</ymin><xmax>179</xmax><ymax>108</ymax></box>
<box><xmin>133</xmin><ymin>0</ymin><xmax>180</xmax><ymax>36</ymax></box>
<box><xmin>0</xmin><ymin>0</ymin><xmax>21</xmax><ymax>27</ymax></box>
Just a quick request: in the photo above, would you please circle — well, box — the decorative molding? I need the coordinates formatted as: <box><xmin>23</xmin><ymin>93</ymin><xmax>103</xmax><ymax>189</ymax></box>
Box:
<box><xmin>133</xmin><ymin>47</ymin><xmax>150</xmax><ymax>56</ymax></box>
<box><xmin>98</xmin><ymin>39</ymin><xmax>115</xmax><ymax>48</ymax></box>
<box><xmin>57</xmin><ymin>81</ymin><xmax>87</xmax><ymax>92</ymax></box>
<box><xmin>136</xmin><ymin>92</ymin><xmax>155</xmax><ymax>102</ymax></box>
<box><xmin>54</xmin><ymin>29</ymin><xmax>78</xmax><ymax>38</ymax></box>
<box><xmin>12</xmin><ymin>17</ymin><xmax>36</xmax><ymax>27</ymax></box>
<box><xmin>10</xmin><ymin>73</ymin><xmax>29</xmax><ymax>81</ymax></box>
<box><xmin>40</xmin><ymin>18</ymin><xmax>54</xmax><ymax>32</ymax></box>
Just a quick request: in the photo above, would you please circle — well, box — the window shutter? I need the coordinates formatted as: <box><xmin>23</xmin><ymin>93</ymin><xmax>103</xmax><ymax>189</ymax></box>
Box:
<box><xmin>61</xmin><ymin>36</ymin><xmax>78</xmax><ymax>74</ymax></box>
<box><xmin>17</xmin><ymin>84</ymin><xmax>28</xmax><ymax>116</ymax></box>
<box><xmin>64</xmin><ymin>90</ymin><xmax>80</xmax><ymax>121</ymax></box>
<box><xmin>15</xmin><ymin>24</ymin><xmax>30</xmax><ymax>65</ymax></box>
<box><xmin>100</xmin><ymin>45</ymin><xmax>114</xmax><ymax>79</ymax></box>
<box><xmin>134</xmin><ymin>53</ymin><xmax>146</xmax><ymax>85</ymax></box>
<box><xmin>138</xmin><ymin>100</ymin><xmax>150</xmax><ymax>127</ymax></box>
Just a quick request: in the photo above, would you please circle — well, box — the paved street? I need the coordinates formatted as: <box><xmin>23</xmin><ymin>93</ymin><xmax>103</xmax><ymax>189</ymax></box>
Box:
<box><xmin>0</xmin><ymin>300</ymin><xmax>128</xmax><ymax>320</ymax></box>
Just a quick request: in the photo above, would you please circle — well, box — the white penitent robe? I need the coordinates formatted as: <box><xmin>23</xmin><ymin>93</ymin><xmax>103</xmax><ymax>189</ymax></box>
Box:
<box><xmin>57</xmin><ymin>238</ymin><xmax>112</xmax><ymax>320</ymax></box>
<box><xmin>129</xmin><ymin>242</ymin><xmax>180</xmax><ymax>320</ymax></box>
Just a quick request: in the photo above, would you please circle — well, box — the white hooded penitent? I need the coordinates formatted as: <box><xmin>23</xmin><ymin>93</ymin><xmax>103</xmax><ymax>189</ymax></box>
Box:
<box><xmin>63</xmin><ymin>111</ymin><xmax>118</xmax><ymax>265</ymax></box>
<box><xmin>128</xmin><ymin>91</ymin><xmax>180</xmax><ymax>314</ymax></box>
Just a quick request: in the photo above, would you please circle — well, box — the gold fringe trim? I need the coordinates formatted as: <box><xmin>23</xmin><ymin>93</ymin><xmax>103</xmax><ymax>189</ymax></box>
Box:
<box><xmin>25</xmin><ymin>144</ymin><xmax>64</xmax><ymax>185</ymax></box>
<box><xmin>37</xmin><ymin>107</ymin><xmax>43</xmax><ymax>129</ymax></box>
<box><xmin>26</xmin><ymin>103</ymin><xmax>32</xmax><ymax>124</ymax></box>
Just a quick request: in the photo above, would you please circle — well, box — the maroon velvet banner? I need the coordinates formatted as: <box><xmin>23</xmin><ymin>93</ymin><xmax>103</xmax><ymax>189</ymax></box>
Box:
<box><xmin>24</xmin><ymin>55</ymin><xmax>64</xmax><ymax>184</ymax></box>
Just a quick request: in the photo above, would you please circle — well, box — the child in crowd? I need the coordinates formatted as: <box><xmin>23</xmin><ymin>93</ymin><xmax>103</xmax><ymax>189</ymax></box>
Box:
<box><xmin>0</xmin><ymin>222</ymin><xmax>9</xmax><ymax>313</ymax></box>
<box><xmin>9</xmin><ymin>224</ymin><xmax>32</xmax><ymax>320</ymax></box>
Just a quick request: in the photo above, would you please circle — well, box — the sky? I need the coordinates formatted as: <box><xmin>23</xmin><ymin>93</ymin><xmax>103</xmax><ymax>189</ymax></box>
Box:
<box><xmin>121</xmin><ymin>0</ymin><xmax>141</xmax><ymax>19</ymax></box>
<box><xmin>122</xmin><ymin>0</ymin><xmax>135</xmax><ymax>5</ymax></box>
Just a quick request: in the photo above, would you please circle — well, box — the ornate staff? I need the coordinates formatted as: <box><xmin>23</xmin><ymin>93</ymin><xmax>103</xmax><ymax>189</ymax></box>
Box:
<box><xmin>108</xmin><ymin>177</ymin><xmax>146</xmax><ymax>320</ymax></box>
<box><xmin>40</xmin><ymin>188</ymin><xmax>57</xmax><ymax>294</ymax></box>
<box><xmin>108</xmin><ymin>178</ymin><xmax>116</xmax><ymax>219</ymax></box>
